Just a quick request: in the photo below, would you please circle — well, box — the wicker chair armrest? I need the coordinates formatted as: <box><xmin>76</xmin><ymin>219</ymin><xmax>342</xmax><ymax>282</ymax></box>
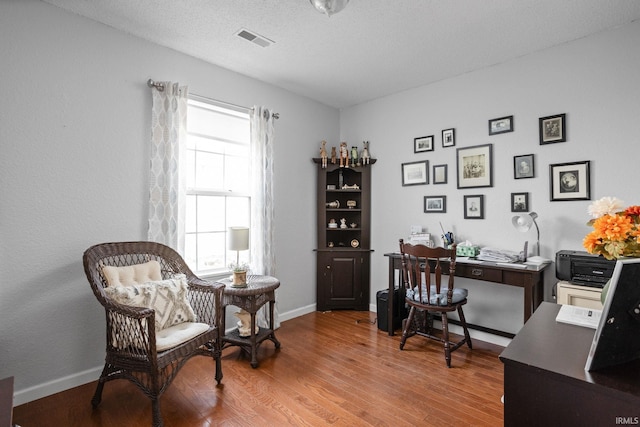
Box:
<box><xmin>102</xmin><ymin>299</ymin><xmax>156</xmax><ymax>355</ymax></box>
<box><xmin>186</xmin><ymin>279</ymin><xmax>224</xmax><ymax>328</ymax></box>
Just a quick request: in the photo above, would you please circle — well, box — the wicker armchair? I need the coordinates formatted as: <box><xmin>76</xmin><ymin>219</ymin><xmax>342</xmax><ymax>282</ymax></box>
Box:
<box><xmin>83</xmin><ymin>241</ymin><xmax>224</xmax><ymax>427</ymax></box>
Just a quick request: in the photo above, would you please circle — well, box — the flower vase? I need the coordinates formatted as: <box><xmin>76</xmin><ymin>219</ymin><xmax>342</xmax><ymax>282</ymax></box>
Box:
<box><xmin>233</xmin><ymin>270</ymin><xmax>247</xmax><ymax>286</ymax></box>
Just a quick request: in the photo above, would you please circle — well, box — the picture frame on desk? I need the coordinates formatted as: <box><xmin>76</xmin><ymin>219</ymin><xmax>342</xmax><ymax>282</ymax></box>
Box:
<box><xmin>456</xmin><ymin>143</ymin><xmax>493</xmax><ymax>189</ymax></box>
<box><xmin>464</xmin><ymin>194</ymin><xmax>484</xmax><ymax>219</ymax></box>
<box><xmin>549</xmin><ymin>160</ymin><xmax>590</xmax><ymax>201</ymax></box>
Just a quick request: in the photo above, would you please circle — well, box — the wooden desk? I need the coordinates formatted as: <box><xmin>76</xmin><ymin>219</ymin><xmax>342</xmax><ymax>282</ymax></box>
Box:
<box><xmin>500</xmin><ymin>302</ymin><xmax>640</xmax><ymax>426</ymax></box>
<box><xmin>384</xmin><ymin>253</ymin><xmax>549</xmax><ymax>337</ymax></box>
<box><xmin>220</xmin><ymin>275</ymin><xmax>281</xmax><ymax>368</ymax></box>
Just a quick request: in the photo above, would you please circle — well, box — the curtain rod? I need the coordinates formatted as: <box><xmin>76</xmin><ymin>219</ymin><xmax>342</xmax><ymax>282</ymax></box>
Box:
<box><xmin>147</xmin><ymin>79</ymin><xmax>280</xmax><ymax>119</ymax></box>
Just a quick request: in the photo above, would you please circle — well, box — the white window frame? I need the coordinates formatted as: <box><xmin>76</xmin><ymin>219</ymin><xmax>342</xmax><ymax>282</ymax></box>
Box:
<box><xmin>184</xmin><ymin>96</ymin><xmax>251</xmax><ymax>277</ymax></box>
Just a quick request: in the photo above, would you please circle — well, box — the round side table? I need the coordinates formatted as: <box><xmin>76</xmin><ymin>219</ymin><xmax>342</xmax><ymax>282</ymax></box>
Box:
<box><xmin>220</xmin><ymin>274</ymin><xmax>281</xmax><ymax>368</ymax></box>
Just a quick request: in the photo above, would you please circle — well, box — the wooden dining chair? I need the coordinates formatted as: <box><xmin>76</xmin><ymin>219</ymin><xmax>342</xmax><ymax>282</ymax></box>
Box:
<box><xmin>398</xmin><ymin>239</ymin><xmax>472</xmax><ymax>367</ymax></box>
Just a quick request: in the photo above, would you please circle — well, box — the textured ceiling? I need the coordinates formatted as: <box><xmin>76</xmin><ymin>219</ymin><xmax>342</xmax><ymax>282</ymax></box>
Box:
<box><xmin>42</xmin><ymin>0</ymin><xmax>640</xmax><ymax>108</ymax></box>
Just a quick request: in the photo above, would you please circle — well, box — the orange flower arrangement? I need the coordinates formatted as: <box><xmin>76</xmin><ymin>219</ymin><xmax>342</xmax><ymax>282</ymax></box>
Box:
<box><xmin>583</xmin><ymin>197</ymin><xmax>640</xmax><ymax>260</ymax></box>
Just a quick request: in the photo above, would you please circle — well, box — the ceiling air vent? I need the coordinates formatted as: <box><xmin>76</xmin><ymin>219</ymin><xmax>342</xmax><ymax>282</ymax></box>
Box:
<box><xmin>235</xmin><ymin>29</ymin><xmax>274</xmax><ymax>48</ymax></box>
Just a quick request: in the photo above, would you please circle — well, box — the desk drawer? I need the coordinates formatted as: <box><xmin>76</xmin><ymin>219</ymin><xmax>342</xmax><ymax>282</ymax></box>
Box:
<box><xmin>457</xmin><ymin>265</ymin><xmax>502</xmax><ymax>283</ymax></box>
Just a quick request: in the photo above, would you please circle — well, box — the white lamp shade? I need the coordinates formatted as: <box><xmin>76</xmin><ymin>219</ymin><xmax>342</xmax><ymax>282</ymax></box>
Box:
<box><xmin>512</xmin><ymin>212</ymin><xmax>538</xmax><ymax>232</ymax></box>
<box><xmin>228</xmin><ymin>227</ymin><xmax>249</xmax><ymax>251</ymax></box>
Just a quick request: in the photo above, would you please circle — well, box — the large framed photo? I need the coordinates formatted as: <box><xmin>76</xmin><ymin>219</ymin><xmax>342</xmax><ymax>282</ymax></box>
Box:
<box><xmin>539</xmin><ymin>113</ymin><xmax>566</xmax><ymax>144</ymax></box>
<box><xmin>511</xmin><ymin>192</ymin><xmax>529</xmax><ymax>212</ymax></box>
<box><xmin>402</xmin><ymin>160</ymin><xmax>429</xmax><ymax>186</ymax></box>
<box><xmin>514</xmin><ymin>154</ymin><xmax>534</xmax><ymax>179</ymax></box>
<box><xmin>442</xmin><ymin>128</ymin><xmax>455</xmax><ymax>147</ymax></box>
<box><xmin>464</xmin><ymin>195</ymin><xmax>484</xmax><ymax>219</ymax></box>
<box><xmin>456</xmin><ymin>143</ymin><xmax>493</xmax><ymax>189</ymax></box>
<box><xmin>488</xmin><ymin>115</ymin><xmax>513</xmax><ymax>135</ymax></box>
<box><xmin>414</xmin><ymin>135</ymin><xmax>434</xmax><ymax>153</ymax></box>
<box><xmin>433</xmin><ymin>164</ymin><xmax>448</xmax><ymax>184</ymax></box>
<box><xmin>549</xmin><ymin>160</ymin><xmax>590</xmax><ymax>201</ymax></box>
<box><xmin>424</xmin><ymin>196</ymin><xmax>446</xmax><ymax>213</ymax></box>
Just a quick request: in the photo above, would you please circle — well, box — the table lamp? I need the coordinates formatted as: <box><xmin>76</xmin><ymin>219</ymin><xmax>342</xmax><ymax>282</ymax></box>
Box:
<box><xmin>512</xmin><ymin>212</ymin><xmax>540</xmax><ymax>257</ymax></box>
<box><xmin>228</xmin><ymin>226</ymin><xmax>249</xmax><ymax>269</ymax></box>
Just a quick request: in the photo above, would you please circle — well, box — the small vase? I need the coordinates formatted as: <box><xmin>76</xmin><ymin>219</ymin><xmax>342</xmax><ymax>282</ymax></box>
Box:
<box><xmin>233</xmin><ymin>270</ymin><xmax>247</xmax><ymax>286</ymax></box>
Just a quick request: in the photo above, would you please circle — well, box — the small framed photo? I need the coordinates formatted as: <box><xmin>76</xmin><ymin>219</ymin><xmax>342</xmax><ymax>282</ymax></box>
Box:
<box><xmin>402</xmin><ymin>160</ymin><xmax>429</xmax><ymax>186</ymax></box>
<box><xmin>464</xmin><ymin>195</ymin><xmax>484</xmax><ymax>219</ymax></box>
<box><xmin>442</xmin><ymin>128</ymin><xmax>455</xmax><ymax>147</ymax></box>
<box><xmin>456</xmin><ymin>143</ymin><xmax>493</xmax><ymax>189</ymax></box>
<box><xmin>424</xmin><ymin>196</ymin><xmax>446</xmax><ymax>213</ymax></box>
<box><xmin>539</xmin><ymin>113</ymin><xmax>566</xmax><ymax>144</ymax></box>
<box><xmin>549</xmin><ymin>160</ymin><xmax>590</xmax><ymax>201</ymax></box>
<box><xmin>514</xmin><ymin>154</ymin><xmax>534</xmax><ymax>179</ymax></box>
<box><xmin>414</xmin><ymin>135</ymin><xmax>434</xmax><ymax>153</ymax></box>
<box><xmin>488</xmin><ymin>115</ymin><xmax>514</xmax><ymax>135</ymax></box>
<box><xmin>511</xmin><ymin>192</ymin><xmax>529</xmax><ymax>212</ymax></box>
<box><xmin>433</xmin><ymin>164</ymin><xmax>448</xmax><ymax>184</ymax></box>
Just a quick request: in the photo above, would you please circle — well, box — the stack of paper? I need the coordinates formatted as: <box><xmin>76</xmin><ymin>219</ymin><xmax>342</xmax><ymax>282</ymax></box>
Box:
<box><xmin>477</xmin><ymin>247</ymin><xmax>521</xmax><ymax>263</ymax></box>
<box><xmin>555</xmin><ymin>304</ymin><xmax>602</xmax><ymax>329</ymax></box>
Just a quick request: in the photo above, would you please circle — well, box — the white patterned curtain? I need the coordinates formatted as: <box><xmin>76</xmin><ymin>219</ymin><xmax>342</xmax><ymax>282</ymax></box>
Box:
<box><xmin>148</xmin><ymin>82</ymin><xmax>188</xmax><ymax>253</ymax></box>
<box><xmin>250</xmin><ymin>106</ymin><xmax>279</xmax><ymax>328</ymax></box>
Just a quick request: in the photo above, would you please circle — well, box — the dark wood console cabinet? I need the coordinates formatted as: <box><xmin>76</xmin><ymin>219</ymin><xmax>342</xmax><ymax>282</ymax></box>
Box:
<box><xmin>314</xmin><ymin>157</ymin><xmax>375</xmax><ymax>311</ymax></box>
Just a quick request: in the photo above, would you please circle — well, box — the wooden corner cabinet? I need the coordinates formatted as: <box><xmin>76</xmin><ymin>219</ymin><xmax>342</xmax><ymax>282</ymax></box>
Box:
<box><xmin>313</xmin><ymin>157</ymin><xmax>376</xmax><ymax>311</ymax></box>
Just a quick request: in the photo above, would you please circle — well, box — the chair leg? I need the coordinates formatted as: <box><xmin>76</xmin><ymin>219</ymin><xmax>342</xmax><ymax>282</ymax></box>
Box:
<box><xmin>441</xmin><ymin>313</ymin><xmax>452</xmax><ymax>368</ymax></box>
<box><xmin>400</xmin><ymin>306</ymin><xmax>416</xmax><ymax>350</ymax></box>
<box><xmin>151</xmin><ymin>397</ymin><xmax>163</xmax><ymax>427</ymax></box>
<box><xmin>91</xmin><ymin>365</ymin><xmax>109</xmax><ymax>408</ymax></box>
<box><xmin>458</xmin><ymin>306</ymin><xmax>473</xmax><ymax>349</ymax></box>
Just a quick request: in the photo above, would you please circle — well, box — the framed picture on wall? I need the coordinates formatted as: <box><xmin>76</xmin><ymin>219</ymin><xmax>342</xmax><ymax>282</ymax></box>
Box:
<box><xmin>433</xmin><ymin>164</ymin><xmax>448</xmax><ymax>184</ymax></box>
<box><xmin>514</xmin><ymin>154</ymin><xmax>534</xmax><ymax>179</ymax></box>
<box><xmin>488</xmin><ymin>115</ymin><xmax>514</xmax><ymax>135</ymax></box>
<box><xmin>414</xmin><ymin>135</ymin><xmax>434</xmax><ymax>153</ymax></box>
<box><xmin>549</xmin><ymin>160</ymin><xmax>590</xmax><ymax>201</ymax></box>
<box><xmin>442</xmin><ymin>128</ymin><xmax>455</xmax><ymax>147</ymax></box>
<box><xmin>539</xmin><ymin>113</ymin><xmax>566</xmax><ymax>144</ymax></box>
<box><xmin>464</xmin><ymin>195</ymin><xmax>484</xmax><ymax>219</ymax></box>
<box><xmin>424</xmin><ymin>196</ymin><xmax>446</xmax><ymax>213</ymax></box>
<box><xmin>402</xmin><ymin>160</ymin><xmax>429</xmax><ymax>186</ymax></box>
<box><xmin>511</xmin><ymin>192</ymin><xmax>529</xmax><ymax>212</ymax></box>
<box><xmin>456</xmin><ymin>144</ymin><xmax>493</xmax><ymax>189</ymax></box>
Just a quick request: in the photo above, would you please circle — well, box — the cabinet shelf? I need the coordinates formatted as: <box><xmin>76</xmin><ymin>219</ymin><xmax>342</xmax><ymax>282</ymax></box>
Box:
<box><xmin>315</xmin><ymin>157</ymin><xmax>375</xmax><ymax>311</ymax></box>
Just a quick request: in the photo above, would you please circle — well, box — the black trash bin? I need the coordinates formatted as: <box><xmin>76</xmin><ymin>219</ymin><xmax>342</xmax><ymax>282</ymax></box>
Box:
<box><xmin>376</xmin><ymin>289</ymin><xmax>406</xmax><ymax>332</ymax></box>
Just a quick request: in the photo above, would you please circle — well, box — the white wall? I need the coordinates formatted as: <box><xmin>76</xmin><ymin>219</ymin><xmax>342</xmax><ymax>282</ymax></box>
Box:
<box><xmin>0</xmin><ymin>1</ymin><xmax>336</xmax><ymax>404</ymax></box>
<box><xmin>341</xmin><ymin>20</ymin><xmax>640</xmax><ymax>334</ymax></box>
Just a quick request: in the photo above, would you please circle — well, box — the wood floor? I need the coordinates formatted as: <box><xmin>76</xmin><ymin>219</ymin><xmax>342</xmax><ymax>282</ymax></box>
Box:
<box><xmin>13</xmin><ymin>310</ymin><xmax>505</xmax><ymax>426</ymax></box>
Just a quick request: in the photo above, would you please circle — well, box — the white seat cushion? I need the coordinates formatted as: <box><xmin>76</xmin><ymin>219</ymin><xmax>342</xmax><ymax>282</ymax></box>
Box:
<box><xmin>156</xmin><ymin>322</ymin><xmax>211</xmax><ymax>352</ymax></box>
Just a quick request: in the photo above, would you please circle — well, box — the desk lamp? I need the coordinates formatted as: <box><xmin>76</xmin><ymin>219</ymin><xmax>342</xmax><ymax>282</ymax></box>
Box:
<box><xmin>512</xmin><ymin>212</ymin><xmax>540</xmax><ymax>258</ymax></box>
<box><xmin>228</xmin><ymin>226</ymin><xmax>249</xmax><ymax>269</ymax></box>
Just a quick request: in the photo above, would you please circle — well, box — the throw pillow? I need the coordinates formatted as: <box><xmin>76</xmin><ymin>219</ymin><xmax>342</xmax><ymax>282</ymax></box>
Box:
<box><xmin>102</xmin><ymin>260</ymin><xmax>162</xmax><ymax>287</ymax></box>
<box><xmin>104</xmin><ymin>274</ymin><xmax>197</xmax><ymax>331</ymax></box>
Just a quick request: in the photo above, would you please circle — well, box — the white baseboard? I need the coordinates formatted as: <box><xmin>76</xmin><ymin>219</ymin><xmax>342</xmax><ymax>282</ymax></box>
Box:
<box><xmin>14</xmin><ymin>302</ymin><xmax>510</xmax><ymax>406</ymax></box>
<box><xmin>14</xmin><ymin>303</ymin><xmax>319</xmax><ymax>406</ymax></box>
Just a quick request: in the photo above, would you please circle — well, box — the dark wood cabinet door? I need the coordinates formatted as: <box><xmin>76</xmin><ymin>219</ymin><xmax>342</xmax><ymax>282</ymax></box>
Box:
<box><xmin>317</xmin><ymin>251</ymin><xmax>370</xmax><ymax>311</ymax></box>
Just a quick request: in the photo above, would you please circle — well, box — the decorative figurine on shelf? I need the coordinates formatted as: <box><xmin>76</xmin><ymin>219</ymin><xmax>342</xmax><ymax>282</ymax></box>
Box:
<box><xmin>346</xmin><ymin>200</ymin><xmax>356</xmax><ymax>209</ymax></box>
<box><xmin>320</xmin><ymin>140</ymin><xmax>328</xmax><ymax>168</ymax></box>
<box><xmin>361</xmin><ymin>141</ymin><xmax>371</xmax><ymax>165</ymax></box>
<box><xmin>330</xmin><ymin>146</ymin><xmax>337</xmax><ymax>164</ymax></box>
<box><xmin>342</xmin><ymin>183</ymin><xmax>360</xmax><ymax>190</ymax></box>
<box><xmin>339</xmin><ymin>142</ymin><xmax>349</xmax><ymax>168</ymax></box>
<box><xmin>340</xmin><ymin>218</ymin><xmax>348</xmax><ymax>228</ymax></box>
<box><xmin>350</xmin><ymin>222</ymin><xmax>357</xmax><ymax>228</ymax></box>
<box><xmin>328</xmin><ymin>218</ymin><xmax>338</xmax><ymax>228</ymax></box>
<box><xmin>351</xmin><ymin>146</ymin><xmax>358</xmax><ymax>167</ymax></box>
<box><xmin>326</xmin><ymin>200</ymin><xmax>340</xmax><ymax>208</ymax></box>
<box><xmin>234</xmin><ymin>310</ymin><xmax>258</xmax><ymax>337</ymax></box>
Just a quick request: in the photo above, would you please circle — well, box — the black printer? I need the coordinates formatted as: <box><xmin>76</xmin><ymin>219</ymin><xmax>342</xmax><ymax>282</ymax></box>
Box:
<box><xmin>556</xmin><ymin>250</ymin><xmax>616</xmax><ymax>288</ymax></box>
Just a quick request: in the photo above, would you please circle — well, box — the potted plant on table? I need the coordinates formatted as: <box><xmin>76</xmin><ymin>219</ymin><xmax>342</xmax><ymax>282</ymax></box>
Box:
<box><xmin>229</xmin><ymin>262</ymin><xmax>250</xmax><ymax>286</ymax></box>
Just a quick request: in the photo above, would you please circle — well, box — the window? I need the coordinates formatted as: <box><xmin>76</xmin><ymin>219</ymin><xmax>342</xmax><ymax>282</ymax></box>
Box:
<box><xmin>184</xmin><ymin>98</ymin><xmax>251</xmax><ymax>275</ymax></box>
